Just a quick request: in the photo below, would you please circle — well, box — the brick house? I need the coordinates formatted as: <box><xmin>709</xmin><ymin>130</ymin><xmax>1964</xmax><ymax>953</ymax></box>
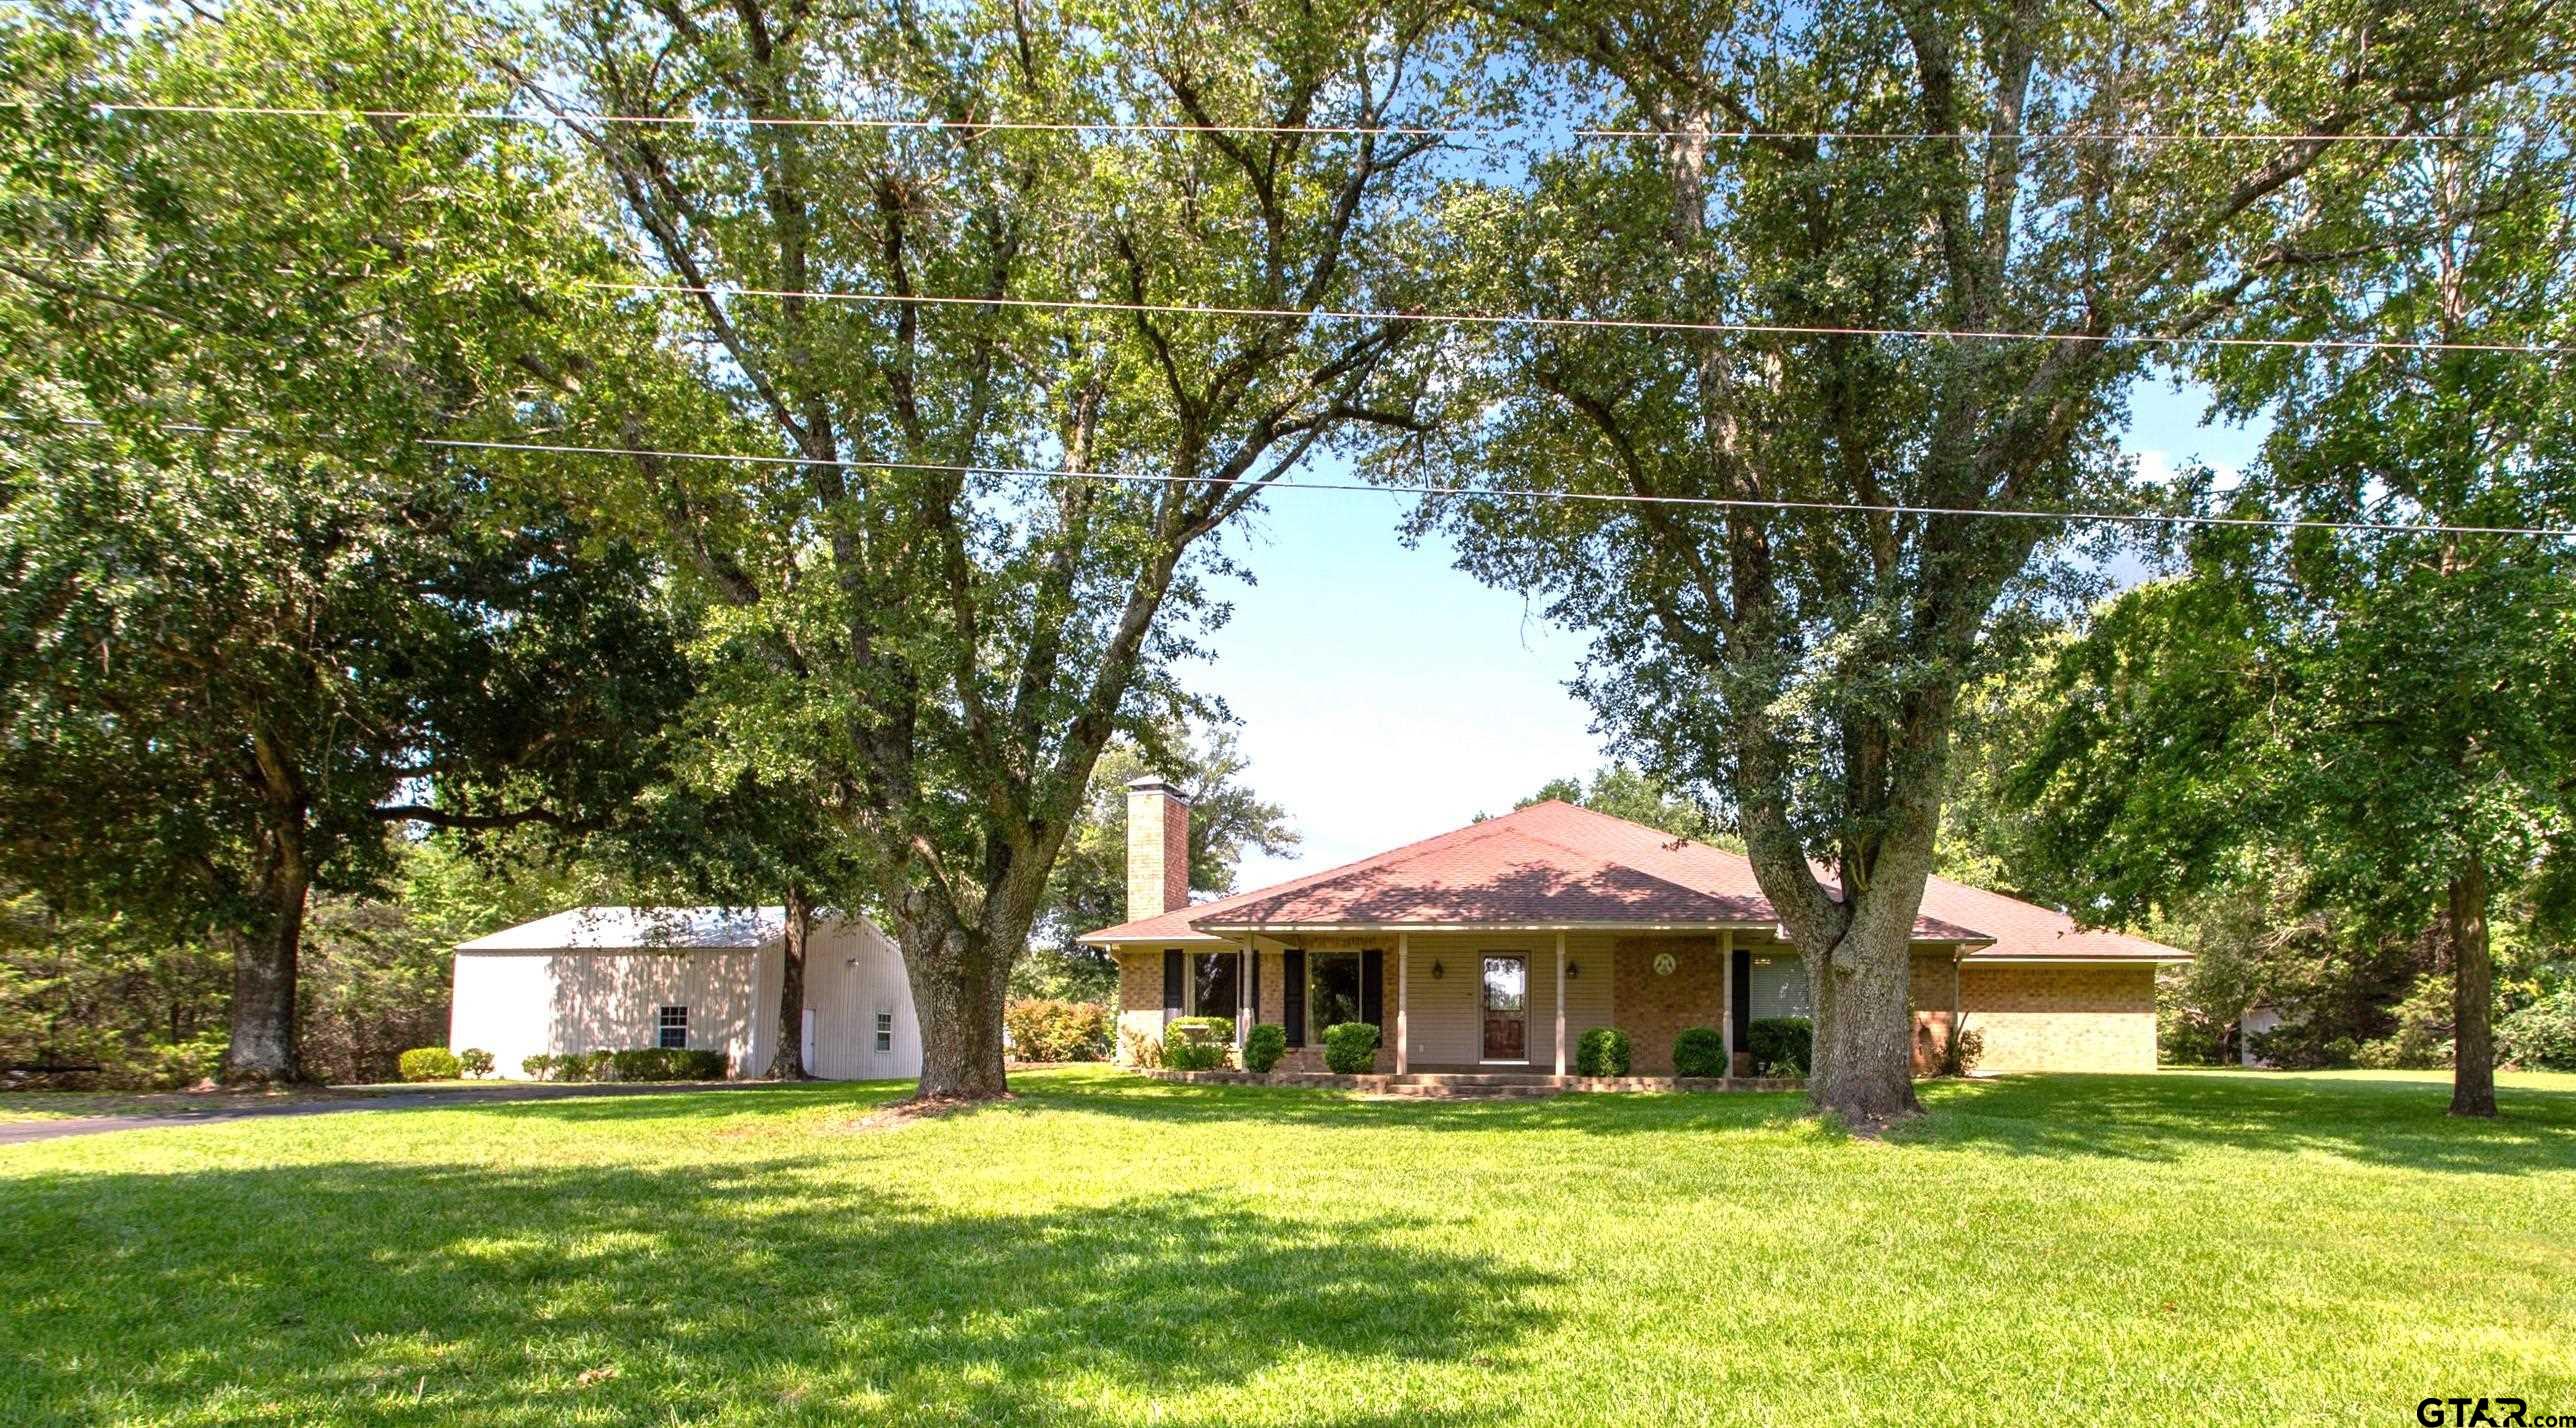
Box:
<box><xmin>1081</xmin><ymin>781</ymin><xmax>2186</xmax><ymax>1077</ymax></box>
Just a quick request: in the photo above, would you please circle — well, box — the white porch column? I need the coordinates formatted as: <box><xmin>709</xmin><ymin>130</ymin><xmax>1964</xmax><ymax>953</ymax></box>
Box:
<box><xmin>1720</xmin><ymin>929</ymin><xmax>1736</xmax><ymax>1074</ymax></box>
<box><xmin>1395</xmin><ymin>935</ymin><xmax>1410</xmax><ymax>1075</ymax></box>
<box><xmin>1553</xmin><ymin>930</ymin><xmax>1568</xmax><ymax>1077</ymax></box>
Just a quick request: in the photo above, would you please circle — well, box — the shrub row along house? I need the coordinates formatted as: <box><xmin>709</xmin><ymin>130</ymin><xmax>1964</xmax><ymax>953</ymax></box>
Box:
<box><xmin>1082</xmin><ymin>782</ymin><xmax>2188</xmax><ymax>1077</ymax></box>
<box><xmin>447</xmin><ymin>906</ymin><xmax>920</xmax><ymax>1079</ymax></box>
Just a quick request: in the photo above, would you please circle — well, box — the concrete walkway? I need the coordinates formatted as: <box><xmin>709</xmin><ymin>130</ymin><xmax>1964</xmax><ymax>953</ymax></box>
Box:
<box><xmin>0</xmin><ymin>1081</ymin><xmax>778</xmax><ymax>1146</ymax></box>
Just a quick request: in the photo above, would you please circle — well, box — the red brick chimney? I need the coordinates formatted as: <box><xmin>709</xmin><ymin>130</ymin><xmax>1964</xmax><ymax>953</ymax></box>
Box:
<box><xmin>1125</xmin><ymin>776</ymin><xmax>1191</xmax><ymax>921</ymax></box>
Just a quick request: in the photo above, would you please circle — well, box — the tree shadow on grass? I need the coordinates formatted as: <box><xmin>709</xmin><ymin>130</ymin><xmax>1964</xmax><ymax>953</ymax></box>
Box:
<box><xmin>1011</xmin><ymin>1071</ymin><xmax>1826</xmax><ymax>1141</ymax></box>
<box><xmin>0</xmin><ymin>1154</ymin><xmax>1548</xmax><ymax>1428</ymax></box>
<box><xmin>1904</xmin><ymin>1071</ymin><xmax>2576</xmax><ymax>1176</ymax></box>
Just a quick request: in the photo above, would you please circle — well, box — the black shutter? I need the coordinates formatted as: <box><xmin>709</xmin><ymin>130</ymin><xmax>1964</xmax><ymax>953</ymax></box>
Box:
<box><xmin>1361</xmin><ymin>949</ymin><xmax>1384</xmax><ymax>1030</ymax></box>
<box><xmin>1163</xmin><ymin>950</ymin><xmax>1185</xmax><ymax>1028</ymax></box>
<box><xmin>1249</xmin><ymin>948</ymin><xmax>1261</xmax><ymax>1024</ymax></box>
<box><xmin>1730</xmin><ymin>948</ymin><xmax>1752</xmax><ymax>1048</ymax></box>
<box><xmin>1282</xmin><ymin>949</ymin><xmax>1306</xmax><ymax>1047</ymax></box>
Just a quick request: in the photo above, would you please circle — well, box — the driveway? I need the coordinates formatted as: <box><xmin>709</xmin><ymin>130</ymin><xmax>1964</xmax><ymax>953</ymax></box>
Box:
<box><xmin>0</xmin><ymin>1081</ymin><xmax>779</xmax><ymax>1146</ymax></box>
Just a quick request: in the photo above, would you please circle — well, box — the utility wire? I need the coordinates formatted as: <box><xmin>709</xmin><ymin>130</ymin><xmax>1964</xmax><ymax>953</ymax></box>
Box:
<box><xmin>16</xmin><ymin>415</ymin><xmax>2573</xmax><ymax>540</ymax></box>
<box><xmin>17</xmin><ymin>259</ymin><xmax>2565</xmax><ymax>356</ymax></box>
<box><xmin>45</xmin><ymin>99</ymin><xmax>2508</xmax><ymax>146</ymax></box>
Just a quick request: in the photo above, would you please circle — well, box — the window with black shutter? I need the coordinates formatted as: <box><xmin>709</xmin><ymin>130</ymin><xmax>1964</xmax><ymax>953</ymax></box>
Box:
<box><xmin>1359</xmin><ymin>950</ymin><xmax>1384</xmax><ymax>1031</ymax></box>
<box><xmin>1162</xmin><ymin>950</ymin><xmax>1185</xmax><ymax>1029</ymax></box>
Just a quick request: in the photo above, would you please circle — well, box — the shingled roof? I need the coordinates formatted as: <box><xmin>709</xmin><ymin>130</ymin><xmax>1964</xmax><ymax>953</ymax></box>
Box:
<box><xmin>1079</xmin><ymin>800</ymin><xmax>2186</xmax><ymax>964</ymax></box>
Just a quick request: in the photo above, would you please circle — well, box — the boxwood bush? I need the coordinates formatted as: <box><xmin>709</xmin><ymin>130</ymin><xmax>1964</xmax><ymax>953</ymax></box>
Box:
<box><xmin>2498</xmin><ymin>987</ymin><xmax>2576</xmax><ymax>1070</ymax></box>
<box><xmin>1574</xmin><ymin>1026</ymin><xmax>1631</xmax><ymax>1077</ymax></box>
<box><xmin>1243</xmin><ymin>1022</ymin><xmax>1288</xmax><ymax>1073</ymax></box>
<box><xmin>1321</xmin><ymin>1021</ymin><xmax>1380</xmax><ymax>1074</ymax></box>
<box><xmin>609</xmin><ymin>1048</ymin><xmax>729</xmax><ymax>1081</ymax></box>
<box><xmin>457</xmin><ymin>1048</ymin><xmax>495</xmax><ymax>1079</ymax></box>
<box><xmin>1163</xmin><ymin>1015</ymin><xmax>1234</xmax><ymax>1071</ymax></box>
<box><xmin>1747</xmin><ymin>1017</ymin><xmax>1813</xmax><ymax>1076</ymax></box>
<box><xmin>396</xmin><ymin>1047</ymin><xmax>460</xmax><ymax>1082</ymax></box>
<box><xmin>1672</xmin><ymin>1026</ymin><xmax>1726</xmax><ymax>1078</ymax></box>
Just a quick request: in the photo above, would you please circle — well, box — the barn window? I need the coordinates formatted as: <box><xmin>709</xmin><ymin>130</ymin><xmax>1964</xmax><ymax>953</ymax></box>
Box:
<box><xmin>873</xmin><ymin>1010</ymin><xmax>894</xmax><ymax>1053</ymax></box>
<box><xmin>657</xmin><ymin>1005</ymin><xmax>689</xmax><ymax>1050</ymax></box>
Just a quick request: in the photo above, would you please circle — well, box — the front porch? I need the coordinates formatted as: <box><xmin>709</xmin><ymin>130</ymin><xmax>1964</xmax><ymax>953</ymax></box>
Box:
<box><xmin>1142</xmin><ymin>1066</ymin><xmax>1810</xmax><ymax>1099</ymax></box>
<box><xmin>1119</xmin><ymin>927</ymin><xmax>1966</xmax><ymax>1079</ymax></box>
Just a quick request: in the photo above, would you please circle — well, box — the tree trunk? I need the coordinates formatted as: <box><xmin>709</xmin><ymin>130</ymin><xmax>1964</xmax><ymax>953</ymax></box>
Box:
<box><xmin>766</xmin><ymin>883</ymin><xmax>814</xmax><ymax>1080</ymax></box>
<box><xmin>1804</xmin><ymin>915</ymin><xmax>1923</xmax><ymax>1123</ymax></box>
<box><xmin>220</xmin><ymin>842</ymin><xmax>309</xmax><ymax>1085</ymax></box>
<box><xmin>2448</xmin><ymin>850</ymin><xmax>2497</xmax><ymax>1119</ymax></box>
<box><xmin>896</xmin><ymin>904</ymin><xmax>1015</xmax><ymax>1100</ymax></box>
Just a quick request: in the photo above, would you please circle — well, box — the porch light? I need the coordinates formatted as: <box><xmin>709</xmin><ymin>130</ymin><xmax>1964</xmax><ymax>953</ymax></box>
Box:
<box><xmin>1566</xmin><ymin>961</ymin><xmax>1580</xmax><ymax>980</ymax></box>
<box><xmin>1431</xmin><ymin>959</ymin><xmax>1444</xmax><ymax>980</ymax></box>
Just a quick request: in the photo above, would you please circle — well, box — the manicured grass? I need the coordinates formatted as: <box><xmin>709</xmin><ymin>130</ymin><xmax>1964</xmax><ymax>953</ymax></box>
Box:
<box><xmin>4</xmin><ymin>1068</ymin><xmax>2572</xmax><ymax>1426</ymax></box>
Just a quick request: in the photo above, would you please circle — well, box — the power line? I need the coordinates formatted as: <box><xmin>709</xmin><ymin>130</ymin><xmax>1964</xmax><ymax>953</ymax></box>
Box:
<box><xmin>17</xmin><ymin>414</ymin><xmax>2573</xmax><ymax>539</ymax></box>
<box><xmin>49</xmin><ymin>99</ymin><xmax>2502</xmax><ymax>147</ymax></box>
<box><xmin>591</xmin><ymin>277</ymin><xmax>2574</xmax><ymax>356</ymax></box>
<box><xmin>18</xmin><ymin>259</ymin><xmax>2564</xmax><ymax>356</ymax></box>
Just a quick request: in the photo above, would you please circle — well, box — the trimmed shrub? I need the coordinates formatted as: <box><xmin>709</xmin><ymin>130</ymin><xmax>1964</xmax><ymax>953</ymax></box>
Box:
<box><xmin>1243</xmin><ymin>1023</ymin><xmax>1288</xmax><ymax>1074</ymax></box>
<box><xmin>1932</xmin><ymin>1020</ymin><xmax>1984</xmax><ymax>1078</ymax></box>
<box><xmin>1322</xmin><ymin>1021</ymin><xmax>1380</xmax><ymax>1074</ymax></box>
<box><xmin>607</xmin><ymin>1047</ymin><xmax>728</xmax><ymax>1081</ymax></box>
<box><xmin>1747</xmin><ymin>1017</ymin><xmax>1812</xmax><ymax>1076</ymax></box>
<box><xmin>1163</xmin><ymin>1015</ymin><xmax>1233</xmax><ymax>1071</ymax></box>
<box><xmin>457</xmin><ymin>1048</ymin><xmax>495</xmax><ymax>1079</ymax></box>
<box><xmin>2498</xmin><ymin>987</ymin><xmax>2576</xmax><ymax>1070</ymax></box>
<box><xmin>521</xmin><ymin>1053</ymin><xmax>554</xmax><ymax>1080</ymax></box>
<box><xmin>550</xmin><ymin>1051</ymin><xmax>593</xmax><ymax>1083</ymax></box>
<box><xmin>1672</xmin><ymin>1026</ymin><xmax>1726</xmax><ymax>1078</ymax></box>
<box><xmin>1003</xmin><ymin>999</ymin><xmax>1114</xmax><ymax>1062</ymax></box>
<box><xmin>1574</xmin><ymin>1026</ymin><xmax>1631</xmax><ymax>1077</ymax></box>
<box><xmin>396</xmin><ymin>1047</ymin><xmax>460</xmax><ymax>1082</ymax></box>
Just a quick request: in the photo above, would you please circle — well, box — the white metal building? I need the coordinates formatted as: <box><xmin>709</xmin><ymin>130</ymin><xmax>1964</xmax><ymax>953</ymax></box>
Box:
<box><xmin>449</xmin><ymin>906</ymin><xmax>921</xmax><ymax>1080</ymax></box>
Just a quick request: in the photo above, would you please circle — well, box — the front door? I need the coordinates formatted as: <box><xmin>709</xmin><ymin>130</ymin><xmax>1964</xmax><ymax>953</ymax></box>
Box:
<box><xmin>1482</xmin><ymin>956</ymin><xmax>1528</xmax><ymax>1062</ymax></box>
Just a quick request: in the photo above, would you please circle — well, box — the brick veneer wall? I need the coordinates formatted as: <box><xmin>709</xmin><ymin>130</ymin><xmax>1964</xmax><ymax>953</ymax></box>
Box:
<box><xmin>1114</xmin><ymin>951</ymin><xmax>1163</xmax><ymax>1063</ymax></box>
<box><xmin>1960</xmin><ymin>963</ymin><xmax>2157</xmax><ymax>1072</ymax></box>
<box><xmin>1610</xmin><ymin>936</ymin><xmax>1726</xmax><ymax>1073</ymax></box>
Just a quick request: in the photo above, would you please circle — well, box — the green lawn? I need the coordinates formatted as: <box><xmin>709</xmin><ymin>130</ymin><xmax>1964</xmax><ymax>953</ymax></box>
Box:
<box><xmin>4</xmin><ymin>1068</ymin><xmax>2572</xmax><ymax>1426</ymax></box>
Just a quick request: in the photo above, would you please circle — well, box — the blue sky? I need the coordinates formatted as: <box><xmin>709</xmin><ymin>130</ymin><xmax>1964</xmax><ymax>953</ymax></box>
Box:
<box><xmin>1189</xmin><ymin>379</ymin><xmax>2276</xmax><ymax>891</ymax></box>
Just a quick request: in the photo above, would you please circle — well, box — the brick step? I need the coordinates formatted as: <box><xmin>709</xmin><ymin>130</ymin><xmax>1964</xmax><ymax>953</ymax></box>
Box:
<box><xmin>1369</xmin><ymin>1082</ymin><xmax>1562</xmax><ymax>1100</ymax></box>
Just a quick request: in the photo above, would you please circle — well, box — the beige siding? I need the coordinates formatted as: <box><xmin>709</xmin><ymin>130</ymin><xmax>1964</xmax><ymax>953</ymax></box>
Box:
<box><xmin>546</xmin><ymin>947</ymin><xmax>778</xmax><ymax>1075</ymax></box>
<box><xmin>803</xmin><ymin>916</ymin><xmax>921</xmax><ymax>1080</ymax></box>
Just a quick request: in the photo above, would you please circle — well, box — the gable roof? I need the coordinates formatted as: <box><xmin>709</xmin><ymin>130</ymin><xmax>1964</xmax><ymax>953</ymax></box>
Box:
<box><xmin>1080</xmin><ymin>801</ymin><xmax>2187</xmax><ymax>963</ymax></box>
<box><xmin>455</xmin><ymin>906</ymin><xmax>786</xmax><ymax>952</ymax></box>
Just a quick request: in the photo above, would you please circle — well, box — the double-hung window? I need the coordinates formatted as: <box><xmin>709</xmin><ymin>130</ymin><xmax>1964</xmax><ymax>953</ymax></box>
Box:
<box><xmin>873</xmin><ymin>1009</ymin><xmax>894</xmax><ymax>1053</ymax></box>
<box><xmin>657</xmin><ymin>1005</ymin><xmax>689</xmax><ymax>1050</ymax></box>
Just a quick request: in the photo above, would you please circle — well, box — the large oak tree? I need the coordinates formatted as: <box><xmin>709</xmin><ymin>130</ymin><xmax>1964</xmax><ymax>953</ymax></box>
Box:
<box><xmin>1397</xmin><ymin>0</ymin><xmax>2570</xmax><ymax>1118</ymax></box>
<box><xmin>530</xmin><ymin>0</ymin><xmax>1455</xmax><ymax>1097</ymax></box>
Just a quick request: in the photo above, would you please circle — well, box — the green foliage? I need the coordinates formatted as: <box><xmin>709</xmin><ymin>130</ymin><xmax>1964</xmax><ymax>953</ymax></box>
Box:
<box><xmin>1671</xmin><ymin>1027</ymin><xmax>1726</xmax><ymax>1078</ymax></box>
<box><xmin>521</xmin><ymin>1054</ymin><xmax>555</xmax><ymax>1081</ymax></box>
<box><xmin>1321</xmin><ymin>1022</ymin><xmax>1380</xmax><ymax>1075</ymax></box>
<box><xmin>2497</xmin><ymin>988</ymin><xmax>2576</xmax><ymax>1070</ymax></box>
<box><xmin>457</xmin><ymin>1049</ymin><xmax>495</xmax><ymax>1079</ymax></box>
<box><xmin>548</xmin><ymin>1053</ymin><xmax>593</xmax><ymax>1084</ymax></box>
<box><xmin>606</xmin><ymin>1049</ymin><xmax>728</xmax><ymax>1082</ymax></box>
<box><xmin>396</xmin><ymin>1048</ymin><xmax>460</xmax><ymax>1083</ymax></box>
<box><xmin>1242</xmin><ymin>1023</ymin><xmax>1288</xmax><ymax>1075</ymax></box>
<box><xmin>1932</xmin><ymin>1021</ymin><xmax>1984</xmax><ymax>1079</ymax></box>
<box><xmin>0</xmin><ymin>2</ymin><xmax>692</xmax><ymax>1082</ymax></box>
<box><xmin>530</xmin><ymin>0</ymin><xmax>1455</xmax><ymax>1096</ymax></box>
<box><xmin>1390</xmin><ymin>0</ymin><xmax>2575</xmax><ymax>1116</ymax></box>
<box><xmin>1746</xmin><ymin>1020</ymin><xmax>1812</xmax><ymax>1078</ymax></box>
<box><xmin>1163</xmin><ymin>1016</ymin><xmax>1235</xmax><ymax>1071</ymax></box>
<box><xmin>1003</xmin><ymin>1000</ymin><xmax>1113</xmax><ymax>1063</ymax></box>
<box><xmin>1573</xmin><ymin>1027</ymin><xmax>1630</xmax><ymax>1078</ymax></box>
